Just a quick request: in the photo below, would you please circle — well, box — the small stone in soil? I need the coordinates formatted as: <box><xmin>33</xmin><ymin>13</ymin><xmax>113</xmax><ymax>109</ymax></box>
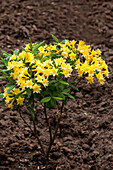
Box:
<box><xmin>7</xmin><ymin>157</ymin><xmax>15</xmax><ymax>162</ymax></box>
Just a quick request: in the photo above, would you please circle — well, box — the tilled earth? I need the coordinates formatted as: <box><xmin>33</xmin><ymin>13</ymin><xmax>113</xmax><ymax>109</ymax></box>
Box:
<box><xmin>0</xmin><ymin>0</ymin><xmax>113</xmax><ymax>169</ymax></box>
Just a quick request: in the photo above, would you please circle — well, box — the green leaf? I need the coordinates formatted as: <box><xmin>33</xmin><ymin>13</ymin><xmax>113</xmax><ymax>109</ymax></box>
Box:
<box><xmin>7</xmin><ymin>85</ymin><xmax>15</xmax><ymax>93</ymax></box>
<box><xmin>69</xmin><ymin>84</ymin><xmax>79</xmax><ymax>91</ymax></box>
<box><xmin>53</xmin><ymin>82</ymin><xmax>59</xmax><ymax>87</ymax></box>
<box><xmin>52</xmin><ymin>97</ymin><xmax>64</xmax><ymax>100</ymax></box>
<box><xmin>0</xmin><ymin>69</ymin><xmax>8</xmax><ymax>75</ymax></box>
<box><xmin>49</xmin><ymin>80</ymin><xmax>57</xmax><ymax>85</ymax></box>
<box><xmin>57</xmin><ymin>73</ymin><xmax>63</xmax><ymax>80</ymax></box>
<box><xmin>0</xmin><ymin>76</ymin><xmax>7</xmax><ymax>79</ymax></box>
<box><xmin>50</xmin><ymin>98</ymin><xmax>56</xmax><ymax>108</ymax></box>
<box><xmin>57</xmin><ymin>84</ymin><xmax>67</xmax><ymax>91</ymax></box>
<box><xmin>40</xmin><ymin>96</ymin><xmax>51</xmax><ymax>103</ymax></box>
<box><xmin>7</xmin><ymin>77</ymin><xmax>15</xmax><ymax>83</ymax></box>
<box><xmin>59</xmin><ymin>80</ymin><xmax>69</xmax><ymax>85</ymax></box>
<box><xmin>61</xmin><ymin>39</ymin><xmax>68</xmax><ymax>44</ymax></box>
<box><xmin>70</xmin><ymin>81</ymin><xmax>78</xmax><ymax>84</ymax></box>
<box><xmin>32</xmin><ymin>41</ymin><xmax>45</xmax><ymax>53</ymax></box>
<box><xmin>2</xmin><ymin>51</ymin><xmax>11</xmax><ymax>58</ymax></box>
<box><xmin>62</xmin><ymin>92</ymin><xmax>75</xmax><ymax>100</ymax></box>
<box><xmin>51</xmin><ymin>34</ymin><xmax>59</xmax><ymax>43</ymax></box>
<box><xmin>0</xmin><ymin>56</ymin><xmax>4</xmax><ymax>63</ymax></box>
<box><xmin>67</xmin><ymin>94</ymin><xmax>75</xmax><ymax>100</ymax></box>
<box><xmin>5</xmin><ymin>83</ymin><xmax>13</xmax><ymax>87</ymax></box>
<box><xmin>63</xmin><ymin>88</ymin><xmax>70</xmax><ymax>93</ymax></box>
<box><xmin>0</xmin><ymin>64</ymin><xmax>4</xmax><ymax>67</ymax></box>
<box><xmin>13</xmin><ymin>49</ymin><xmax>19</xmax><ymax>55</ymax></box>
<box><xmin>0</xmin><ymin>94</ymin><xmax>3</xmax><ymax>98</ymax></box>
<box><xmin>46</xmin><ymin>101</ymin><xmax>52</xmax><ymax>108</ymax></box>
<box><xmin>2</xmin><ymin>98</ymin><xmax>5</xmax><ymax>105</ymax></box>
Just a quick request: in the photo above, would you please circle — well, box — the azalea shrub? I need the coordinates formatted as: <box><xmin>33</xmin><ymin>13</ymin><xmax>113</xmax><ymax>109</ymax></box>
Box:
<box><xmin>0</xmin><ymin>35</ymin><xmax>109</xmax><ymax>162</ymax></box>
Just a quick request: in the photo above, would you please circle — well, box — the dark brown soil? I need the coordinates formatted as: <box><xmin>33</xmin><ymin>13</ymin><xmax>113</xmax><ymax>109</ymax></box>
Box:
<box><xmin>0</xmin><ymin>0</ymin><xmax>113</xmax><ymax>169</ymax></box>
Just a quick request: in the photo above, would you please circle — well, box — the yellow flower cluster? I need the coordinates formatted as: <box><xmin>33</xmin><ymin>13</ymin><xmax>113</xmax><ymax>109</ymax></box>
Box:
<box><xmin>3</xmin><ymin>87</ymin><xmax>25</xmax><ymax>109</ymax></box>
<box><xmin>75</xmin><ymin>41</ymin><xmax>109</xmax><ymax>84</ymax></box>
<box><xmin>3</xmin><ymin>39</ymin><xmax>109</xmax><ymax>109</ymax></box>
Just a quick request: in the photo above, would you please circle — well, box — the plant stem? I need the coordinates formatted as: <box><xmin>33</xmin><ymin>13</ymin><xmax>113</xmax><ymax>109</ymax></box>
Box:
<box><xmin>18</xmin><ymin>108</ymin><xmax>45</xmax><ymax>157</ymax></box>
<box><xmin>44</xmin><ymin>103</ymin><xmax>52</xmax><ymax>142</ymax></box>
<box><xmin>46</xmin><ymin>102</ymin><xmax>64</xmax><ymax>160</ymax></box>
<box><xmin>18</xmin><ymin>108</ymin><xmax>33</xmax><ymax>132</ymax></box>
<box><xmin>33</xmin><ymin>118</ymin><xmax>45</xmax><ymax>157</ymax></box>
<box><xmin>32</xmin><ymin>98</ymin><xmax>45</xmax><ymax>157</ymax></box>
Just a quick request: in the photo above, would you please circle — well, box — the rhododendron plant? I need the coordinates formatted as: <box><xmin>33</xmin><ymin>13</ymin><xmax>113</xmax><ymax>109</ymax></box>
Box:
<box><xmin>0</xmin><ymin>35</ymin><xmax>109</xmax><ymax>162</ymax></box>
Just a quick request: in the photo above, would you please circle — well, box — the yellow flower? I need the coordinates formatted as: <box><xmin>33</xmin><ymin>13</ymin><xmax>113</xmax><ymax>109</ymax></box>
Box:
<box><xmin>65</xmin><ymin>40</ymin><xmax>70</xmax><ymax>47</ymax></box>
<box><xmin>96</xmin><ymin>72</ymin><xmax>103</xmax><ymax>79</ymax></box>
<box><xmin>25</xmin><ymin>43</ymin><xmax>31</xmax><ymax>52</ymax></box>
<box><xmin>88</xmin><ymin>67</ymin><xmax>94</xmax><ymax>76</ymax></box>
<box><xmin>3</xmin><ymin>87</ymin><xmax>8</xmax><ymax>97</ymax></box>
<box><xmin>96</xmin><ymin>49</ymin><xmax>101</xmax><ymax>56</ymax></box>
<box><xmin>61</xmin><ymin>51</ymin><xmax>68</xmax><ymax>58</ymax></box>
<box><xmin>91</xmin><ymin>50</ymin><xmax>96</xmax><ymax>56</ymax></box>
<box><xmin>43</xmin><ymin>69</ymin><xmax>51</xmax><ymax>78</ymax></box>
<box><xmin>16</xmin><ymin>96</ymin><xmax>24</xmax><ymax>105</ymax></box>
<box><xmin>98</xmin><ymin>77</ymin><xmax>105</xmax><ymax>85</ymax></box>
<box><xmin>10</xmin><ymin>54</ymin><xmax>16</xmax><ymax>60</ymax></box>
<box><xmin>77</xmin><ymin>69</ymin><xmax>83</xmax><ymax>77</ymax></box>
<box><xmin>26</xmin><ymin>53</ymin><xmax>35</xmax><ymax>64</ymax></box>
<box><xmin>38</xmin><ymin>46</ymin><xmax>44</xmax><ymax>53</ymax></box>
<box><xmin>102</xmin><ymin>69</ymin><xmax>109</xmax><ymax>78</ymax></box>
<box><xmin>32</xmin><ymin>84</ymin><xmax>41</xmax><ymax>93</ymax></box>
<box><xmin>13</xmin><ymin>88</ymin><xmax>20</xmax><ymax>95</ymax></box>
<box><xmin>85</xmin><ymin>55</ymin><xmax>93</xmax><ymax>63</ymax></box>
<box><xmin>43</xmin><ymin>59</ymin><xmax>53</xmax><ymax>68</ymax></box>
<box><xmin>75</xmin><ymin>59</ymin><xmax>81</xmax><ymax>65</ymax></box>
<box><xmin>62</xmin><ymin>69</ymin><xmax>71</xmax><ymax>78</ymax></box>
<box><xmin>8</xmin><ymin>100</ymin><xmax>14</xmax><ymax>109</ymax></box>
<box><xmin>61</xmin><ymin>62</ymin><xmax>66</xmax><ymax>70</ymax></box>
<box><xmin>32</xmin><ymin>60</ymin><xmax>41</xmax><ymax>68</ymax></box>
<box><xmin>52</xmin><ymin>45</ymin><xmax>57</xmax><ymax>51</ymax></box>
<box><xmin>51</xmin><ymin>67</ymin><xmax>58</xmax><ymax>76</ymax></box>
<box><xmin>11</xmin><ymin>71</ymin><xmax>20</xmax><ymax>80</ymax></box>
<box><xmin>78</xmin><ymin>40</ymin><xmax>85</xmax><ymax>46</ymax></box>
<box><xmin>82</xmin><ymin>62</ymin><xmax>90</xmax><ymax>73</ymax></box>
<box><xmin>69</xmin><ymin>52</ymin><xmax>76</xmax><ymax>61</ymax></box>
<box><xmin>26</xmin><ymin>79</ymin><xmax>34</xmax><ymax>89</ymax></box>
<box><xmin>18</xmin><ymin>51</ymin><xmax>28</xmax><ymax>60</ymax></box>
<box><xmin>55</xmin><ymin>58</ymin><xmax>65</xmax><ymax>66</ymax></box>
<box><xmin>34</xmin><ymin>67</ymin><xmax>44</xmax><ymax>76</ymax></box>
<box><xmin>21</xmin><ymin>68</ymin><xmax>31</xmax><ymax>77</ymax></box>
<box><xmin>86</xmin><ymin>76</ymin><xmax>94</xmax><ymax>84</ymax></box>
<box><xmin>12</xmin><ymin>61</ymin><xmax>17</xmax><ymax>68</ymax></box>
<box><xmin>41</xmin><ymin>78</ymin><xmax>49</xmax><ymax>87</ymax></box>
<box><xmin>20</xmin><ymin>81</ymin><xmax>26</xmax><ymax>90</ymax></box>
<box><xmin>66</xmin><ymin>64</ymin><xmax>72</xmax><ymax>72</ymax></box>
<box><xmin>5</xmin><ymin>96</ymin><xmax>13</xmax><ymax>103</ymax></box>
<box><xmin>70</xmin><ymin>40</ymin><xmax>76</xmax><ymax>47</ymax></box>
<box><xmin>36</xmin><ymin>75</ymin><xmax>43</xmax><ymax>83</ymax></box>
<box><xmin>7</xmin><ymin>61</ymin><xmax>13</xmax><ymax>70</ymax></box>
<box><xmin>63</xmin><ymin>46</ymin><xmax>70</xmax><ymax>53</ymax></box>
<box><xmin>101</xmin><ymin>61</ymin><xmax>108</xmax><ymax>70</ymax></box>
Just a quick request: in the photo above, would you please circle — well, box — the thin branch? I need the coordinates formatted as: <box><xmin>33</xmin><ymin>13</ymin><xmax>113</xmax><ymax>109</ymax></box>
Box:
<box><xmin>46</xmin><ymin>101</ymin><xmax>64</xmax><ymax>160</ymax></box>
<box><xmin>44</xmin><ymin>103</ymin><xmax>52</xmax><ymax>142</ymax></box>
<box><xmin>32</xmin><ymin>99</ymin><xmax>45</xmax><ymax>157</ymax></box>
<box><xmin>18</xmin><ymin>108</ymin><xmax>33</xmax><ymax>132</ymax></box>
<box><xmin>33</xmin><ymin>118</ymin><xmax>45</xmax><ymax>157</ymax></box>
<box><xmin>18</xmin><ymin>108</ymin><xmax>45</xmax><ymax>157</ymax></box>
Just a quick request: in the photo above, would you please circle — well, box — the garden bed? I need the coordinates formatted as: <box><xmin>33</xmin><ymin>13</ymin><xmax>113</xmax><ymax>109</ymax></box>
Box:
<box><xmin>0</xmin><ymin>0</ymin><xmax>113</xmax><ymax>169</ymax></box>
